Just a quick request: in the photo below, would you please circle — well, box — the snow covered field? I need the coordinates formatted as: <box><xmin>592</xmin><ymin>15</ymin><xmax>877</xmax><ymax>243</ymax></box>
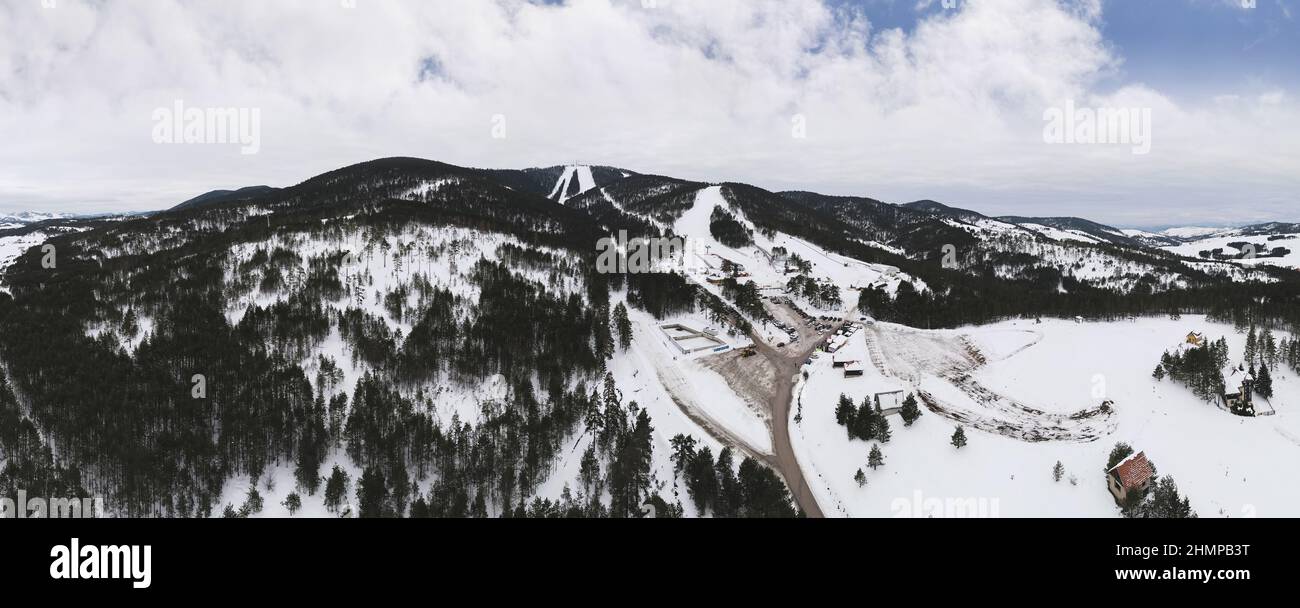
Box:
<box><xmin>1161</xmin><ymin>233</ymin><xmax>1300</xmax><ymax>271</ymax></box>
<box><xmin>793</xmin><ymin>316</ymin><xmax>1300</xmax><ymax>517</ymax></box>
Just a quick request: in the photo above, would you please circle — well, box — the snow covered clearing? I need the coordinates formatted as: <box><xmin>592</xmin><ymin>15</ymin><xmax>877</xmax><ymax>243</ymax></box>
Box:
<box><xmin>1019</xmin><ymin>223</ymin><xmax>1104</xmax><ymax>245</ymax></box>
<box><xmin>793</xmin><ymin>316</ymin><xmax>1300</xmax><ymax>517</ymax></box>
<box><xmin>1162</xmin><ymin>233</ymin><xmax>1300</xmax><ymax>271</ymax></box>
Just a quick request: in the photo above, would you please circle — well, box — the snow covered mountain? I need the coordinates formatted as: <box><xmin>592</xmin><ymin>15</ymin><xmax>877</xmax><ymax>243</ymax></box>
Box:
<box><xmin>0</xmin><ymin>211</ymin><xmax>71</xmax><ymax>230</ymax></box>
<box><xmin>3</xmin><ymin>156</ymin><xmax>1299</xmax><ymax>519</ymax></box>
<box><xmin>997</xmin><ymin>215</ymin><xmax>1140</xmax><ymax>248</ymax></box>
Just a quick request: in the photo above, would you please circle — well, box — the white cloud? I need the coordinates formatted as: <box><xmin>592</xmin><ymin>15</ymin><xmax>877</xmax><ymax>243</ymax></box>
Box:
<box><xmin>0</xmin><ymin>0</ymin><xmax>1296</xmax><ymax>226</ymax></box>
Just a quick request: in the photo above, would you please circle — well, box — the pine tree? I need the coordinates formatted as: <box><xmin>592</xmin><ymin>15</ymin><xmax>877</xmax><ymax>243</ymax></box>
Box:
<box><xmin>900</xmin><ymin>393</ymin><xmax>922</xmax><ymax>426</ymax></box>
<box><xmin>852</xmin><ymin>399</ymin><xmax>875</xmax><ymax>440</ymax></box>
<box><xmin>868</xmin><ymin>444</ymin><xmax>884</xmax><ymax>470</ymax></box>
<box><xmin>668</xmin><ymin>434</ymin><xmax>697</xmax><ymax>477</ymax></box>
<box><xmin>613</xmin><ymin>302</ymin><xmax>632</xmax><ymax>350</ymax></box>
<box><xmin>875</xmin><ymin>408</ymin><xmax>892</xmax><ymax>443</ymax></box>
<box><xmin>1257</xmin><ymin>364</ymin><xmax>1274</xmax><ymax>399</ymax></box>
<box><xmin>282</xmin><ymin>492</ymin><xmax>302</xmax><ymax>515</ymax></box>
<box><xmin>239</xmin><ymin>482</ymin><xmax>264</xmax><ymax>517</ymax></box>
<box><xmin>1245</xmin><ymin>325</ymin><xmax>1258</xmax><ymax>364</ymax></box>
<box><xmin>1152</xmin><ymin>365</ymin><xmax>1165</xmax><ymax>381</ymax></box>
<box><xmin>686</xmin><ymin>446</ymin><xmax>718</xmax><ymax>515</ymax></box>
<box><xmin>835</xmin><ymin>394</ymin><xmax>856</xmax><ymax>430</ymax></box>
<box><xmin>950</xmin><ymin>426</ymin><xmax>968</xmax><ymax>449</ymax></box>
<box><xmin>1052</xmin><ymin>461</ymin><xmax>1064</xmax><ymax>482</ymax></box>
<box><xmin>714</xmin><ymin>447</ymin><xmax>741</xmax><ymax>518</ymax></box>
<box><xmin>854</xmin><ymin>468</ymin><xmax>867</xmax><ymax>487</ymax></box>
<box><xmin>1106</xmin><ymin>443</ymin><xmax>1134</xmax><ymax>471</ymax></box>
<box><xmin>121</xmin><ymin>307</ymin><xmax>139</xmax><ymax>338</ymax></box>
<box><xmin>323</xmin><ymin>465</ymin><xmax>350</xmax><ymax>513</ymax></box>
<box><xmin>1263</xmin><ymin>329</ymin><xmax>1277</xmax><ymax>367</ymax></box>
<box><xmin>579</xmin><ymin>444</ymin><xmax>601</xmax><ymax>496</ymax></box>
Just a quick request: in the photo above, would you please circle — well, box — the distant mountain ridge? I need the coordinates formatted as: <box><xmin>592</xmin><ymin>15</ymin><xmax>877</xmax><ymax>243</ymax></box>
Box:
<box><xmin>170</xmin><ymin>185</ymin><xmax>281</xmax><ymax>211</ymax></box>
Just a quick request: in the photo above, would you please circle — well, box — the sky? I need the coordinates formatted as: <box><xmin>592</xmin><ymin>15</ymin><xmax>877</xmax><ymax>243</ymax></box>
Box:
<box><xmin>0</xmin><ymin>0</ymin><xmax>1297</xmax><ymax>229</ymax></box>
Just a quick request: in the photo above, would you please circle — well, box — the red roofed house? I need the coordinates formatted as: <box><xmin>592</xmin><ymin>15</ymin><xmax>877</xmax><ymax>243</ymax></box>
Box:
<box><xmin>1107</xmin><ymin>451</ymin><xmax>1154</xmax><ymax>504</ymax></box>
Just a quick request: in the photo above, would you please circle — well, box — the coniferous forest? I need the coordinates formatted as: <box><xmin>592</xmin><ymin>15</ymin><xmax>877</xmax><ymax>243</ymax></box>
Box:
<box><xmin>0</xmin><ymin>159</ymin><xmax>794</xmax><ymax>518</ymax></box>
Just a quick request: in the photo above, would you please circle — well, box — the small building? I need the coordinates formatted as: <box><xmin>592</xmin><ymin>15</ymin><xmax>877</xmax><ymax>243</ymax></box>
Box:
<box><xmin>843</xmin><ymin>361</ymin><xmax>865</xmax><ymax>377</ymax></box>
<box><xmin>1223</xmin><ymin>376</ymin><xmax>1255</xmax><ymax>416</ymax></box>
<box><xmin>1186</xmin><ymin>331</ymin><xmax>1205</xmax><ymax>346</ymax></box>
<box><xmin>1106</xmin><ymin>451</ymin><xmax>1154</xmax><ymax>505</ymax></box>
<box><xmin>831</xmin><ymin>352</ymin><xmax>857</xmax><ymax>368</ymax></box>
<box><xmin>874</xmin><ymin>390</ymin><xmax>904</xmax><ymax>410</ymax></box>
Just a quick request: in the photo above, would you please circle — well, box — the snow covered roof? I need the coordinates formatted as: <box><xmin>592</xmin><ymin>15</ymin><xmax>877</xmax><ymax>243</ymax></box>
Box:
<box><xmin>1108</xmin><ymin>451</ymin><xmax>1154</xmax><ymax>489</ymax></box>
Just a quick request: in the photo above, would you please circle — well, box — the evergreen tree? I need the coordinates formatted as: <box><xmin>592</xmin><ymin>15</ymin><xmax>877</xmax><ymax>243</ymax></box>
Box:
<box><xmin>1257</xmin><ymin>364</ymin><xmax>1274</xmax><ymax>399</ymax></box>
<box><xmin>282</xmin><ymin>492</ymin><xmax>302</xmax><ymax>515</ymax></box>
<box><xmin>356</xmin><ymin>466</ymin><xmax>390</xmax><ymax>518</ymax></box>
<box><xmin>852</xmin><ymin>399</ymin><xmax>875</xmax><ymax>441</ymax></box>
<box><xmin>1052</xmin><ymin>461</ymin><xmax>1064</xmax><ymax>482</ymax></box>
<box><xmin>1106</xmin><ymin>443</ymin><xmax>1134</xmax><ymax>471</ymax></box>
<box><xmin>835</xmin><ymin>394</ymin><xmax>856</xmax><ymax>429</ymax></box>
<box><xmin>323</xmin><ymin>465</ymin><xmax>350</xmax><ymax>513</ymax></box>
<box><xmin>950</xmin><ymin>426</ymin><xmax>968</xmax><ymax>449</ymax></box>
<box><xmin>875</xmin><ymin>407</ymin><xmax>892</xmax><ymax>443</ymax></box>
<box><xmin>685</xmin><ymin>446</ymin><xmax>718</xmax><ymax>515</ymax></box>
<box><xmin>868</xmin><ymin>444</ymin><xmax>884</xmax><ymax>470</ymax></box>
<box><xmin>854</xmin><ymin>468</ymin><xmax>867</xmax><ymax>488</ymax></box>
<box><xmin>613</xmin><ymin>302</ymin><xmax>633</xmax><ymax>350</ymax></box>
<box><xmin>736</xmin><ymin>457</ymin><xmax>797</xmax><ymax>518</ymax></box>
<box><xmin>1245</xmin><ymin>325</ymin><xmax>1258</xmax><ymax>364</ymax></box>
<box><xmin>668</xmin><ymin>434</ymin><xmax>696</xmax><ymax>478</ymax></box>
<box><xmin>239</xmin><ymin>482</ymin><xmax>264</xmax><ymax>517</ymax></box>
<box><xmin>579</xmin><ymin>444</ymin><xmax>602</xmax><ymax>496</ymax></box>
<box><xmin>1263</xmin><ymin>329</ymin><xmax>1278</xmax><ymax>367</ymax></box>
<box><xmin>121</xmin><ymin>307</ymin><xmax>139</xmax><ymax>338</ymax></box>
<box><xmin>713</xmin><ymin>447</ymin><xmax>741</xmax><ymax>518</ymax></box>
<box><xmin>899</xmin><ymin>393</ymin><xmax>922</xmax><ymax>426</ymax></box>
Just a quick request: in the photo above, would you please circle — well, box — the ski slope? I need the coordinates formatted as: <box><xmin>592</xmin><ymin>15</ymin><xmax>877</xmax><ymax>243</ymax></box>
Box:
<box><xmin>548</xmin><ymin>165</ymin><xmax>597</xmax><ymax>204</ymax></box>
<box><xmin>671</xmin><ymin>186</ymin><xmax>920</xmax><ymax>320</ymax></box>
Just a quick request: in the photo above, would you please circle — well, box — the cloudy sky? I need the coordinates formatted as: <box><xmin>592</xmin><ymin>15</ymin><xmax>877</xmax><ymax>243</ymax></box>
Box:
<box><xmin>1</xmin><ymin>0</ymin><xmax>1296</xmax><ymax>228</ymax></box>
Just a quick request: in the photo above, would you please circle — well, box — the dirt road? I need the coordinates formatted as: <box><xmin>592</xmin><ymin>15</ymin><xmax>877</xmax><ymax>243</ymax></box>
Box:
<box><xmin>747</xmin><ymin>301</ymin><xmax>839</xmax><ymax>518</ymax></box>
